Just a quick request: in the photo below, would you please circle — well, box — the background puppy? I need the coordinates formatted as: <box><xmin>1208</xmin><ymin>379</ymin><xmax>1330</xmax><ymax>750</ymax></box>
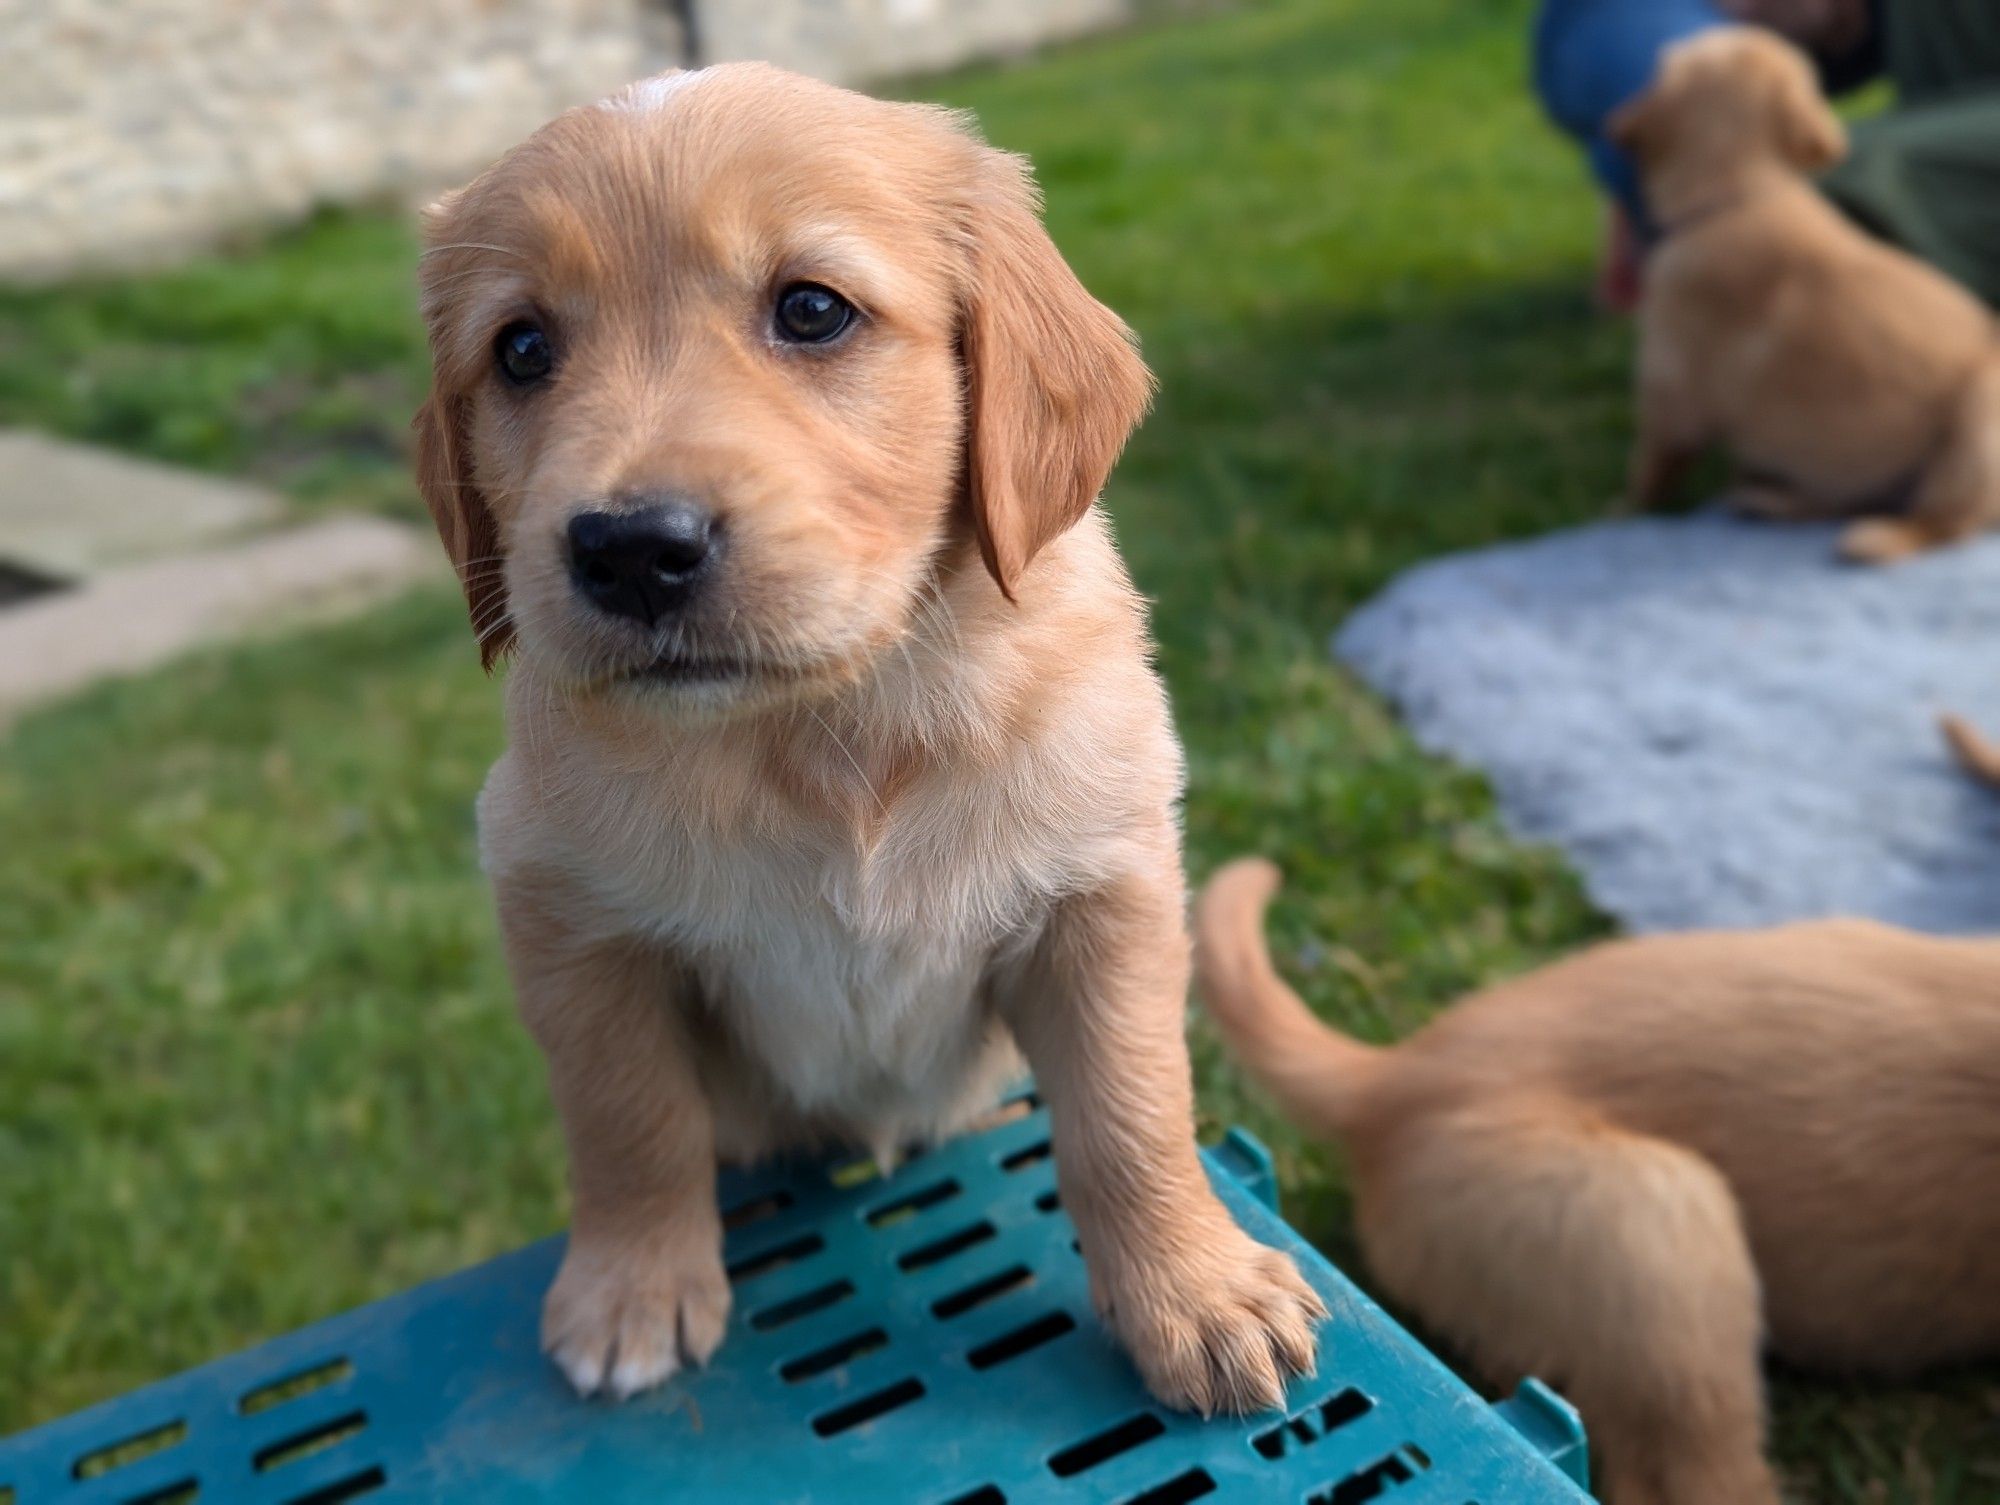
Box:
<box><xmin>1615</xmin><ymin>27</ymin><xmax>2000</xmax><ymax>562</ymax></box>
<box><xmin>414</xmin><ymin>64</ymin><xmax>1322</xmax><ymax>1414</ymax></box>
<box><xmin>1196</xmin><ymin>859</ymin><xmax>2000</xmax><ymax>1504</ymax></box>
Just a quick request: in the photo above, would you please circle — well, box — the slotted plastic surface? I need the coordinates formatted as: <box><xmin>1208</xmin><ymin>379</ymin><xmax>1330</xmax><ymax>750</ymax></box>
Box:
<box><xmin>1</xmin><ymin>1096</ymin><xmax>1591</xmax><ymax>1503</ymax></box>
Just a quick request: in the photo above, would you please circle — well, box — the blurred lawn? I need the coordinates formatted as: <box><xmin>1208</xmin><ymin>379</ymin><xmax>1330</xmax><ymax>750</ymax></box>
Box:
<box><xmin>2</xmin><ymin>0</ymin><xmax>1994</xmax><ymax>1497</ymax></box>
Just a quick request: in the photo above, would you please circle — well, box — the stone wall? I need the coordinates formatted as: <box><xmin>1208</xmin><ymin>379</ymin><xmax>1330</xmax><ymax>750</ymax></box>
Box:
<box><xmin>694</xmin><ymin>0</ymin><xmax>1134</xmax><ymax>85</ymax></box>
<box><xmin>0</xmin><ymin>0</ymin><xmax>1138</xmax><ymax>284</ymax></box>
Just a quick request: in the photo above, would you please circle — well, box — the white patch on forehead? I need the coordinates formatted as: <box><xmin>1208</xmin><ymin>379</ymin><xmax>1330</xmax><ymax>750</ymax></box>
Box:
<box><xmin>602</xmin><ymin>69</ymin><xmax>710</xmax><ymax>115</ymax></box>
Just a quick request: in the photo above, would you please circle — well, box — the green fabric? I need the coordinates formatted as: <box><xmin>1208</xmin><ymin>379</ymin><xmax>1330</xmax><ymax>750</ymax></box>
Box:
<box><xmin>1820</xmin><ymin>0</ymin><xmax>2000</xmax><ymax>304</ymax></box>
<box><xmin>1882</xmin><ymin>0</ymin><xmax>2000</xmax><ymax>101</ymax></box>
<box><xmin>1825</xmin><ymin>91</ymin><xmax>2000</xmax><ymax>303</ymax></box>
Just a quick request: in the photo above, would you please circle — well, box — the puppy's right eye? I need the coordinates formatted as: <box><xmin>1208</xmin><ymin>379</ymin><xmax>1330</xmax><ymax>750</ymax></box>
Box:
<box><xmin>775</xmin><ymin>283</ymin><xmax>854</xmax><ymax>344</ymax></box>
<box><xmin>495</xmin><ymin>321</ymin><xmax>554</xmax><ymax>386</ymax></box>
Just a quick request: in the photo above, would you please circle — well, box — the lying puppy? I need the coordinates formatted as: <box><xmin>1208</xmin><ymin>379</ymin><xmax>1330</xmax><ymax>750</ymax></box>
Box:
<box><xmin>1615</xmin><ymin>27</ymin><xmax>2000</xmax><ymax>563</ymax></box>
<box><xmin>1196</xmin><ymin>859</ymin><xmax>2000</xmax><ymax>1504</ymax></box>
<box><xmin>412</xmin><ymin>64</ymin><xmax>1322</xmax><ymax>1413</ymax></box>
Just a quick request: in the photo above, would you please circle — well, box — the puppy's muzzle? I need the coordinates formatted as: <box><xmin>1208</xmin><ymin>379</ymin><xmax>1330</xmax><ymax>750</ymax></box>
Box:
<box><xmin>567</xmin><ymin>495</ymin><xmax>718</xmax><ymax>626</ymax></box>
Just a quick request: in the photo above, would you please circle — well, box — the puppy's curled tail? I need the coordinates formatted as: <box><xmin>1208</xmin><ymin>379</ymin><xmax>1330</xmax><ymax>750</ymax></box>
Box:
<box><xmin>1193</xmin><ymin>858</ymin><xmax>1381</xmax><ymax>1139</ymax></box>
<box><xmin>1942</xmin><ymin>713</ymin><xmax>2000</xmax><ymax>789</ymax></box>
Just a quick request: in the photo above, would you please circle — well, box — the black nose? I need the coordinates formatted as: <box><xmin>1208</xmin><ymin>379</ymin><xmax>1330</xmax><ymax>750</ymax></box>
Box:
<box><xmin>566</xmin><ymin>498</ymin><xmax>716</xmax><ymax>625</ymax></box>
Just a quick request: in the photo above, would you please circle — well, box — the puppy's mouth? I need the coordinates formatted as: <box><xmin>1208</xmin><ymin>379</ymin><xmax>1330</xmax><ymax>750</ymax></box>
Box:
<box><xmin>615</xmin><ymin>642</ymin><xmax>830</xmax><ymax>693</ymax></box>
<box><xmin>624</xmin><ymin>648</ymin><xmax>768</xmax><ymax>685</ymax></box>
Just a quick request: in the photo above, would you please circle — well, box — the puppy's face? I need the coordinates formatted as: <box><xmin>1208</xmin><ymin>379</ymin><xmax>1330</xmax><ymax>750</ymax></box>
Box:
<box><xmin>415</xmin><ymin>65</ymin><xmax>1150</xmax><ymax>713</ymax></box>
<box><xmin>1609</xmin><ymin>26</ymin><xmax>1846</xmax><ymax>180</ymax></box>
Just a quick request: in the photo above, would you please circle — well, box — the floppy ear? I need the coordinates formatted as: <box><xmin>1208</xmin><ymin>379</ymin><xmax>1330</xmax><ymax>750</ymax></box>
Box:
<box><xmin>414</xmin><ymin>392</ymin><xmax>514</xmax><ymax>669</ymax></box>
<box><xmin>960</xmin><ymin>153</ymin><xmax>1154</xmax><ymax>600</ymax></box>
<box><xmin>1770</xmin><ymin>56</ymin><xmax>1846</xmax><ymax>170</ymax></box>
<box><xmin>1606</xmin><ymin>90</ymin><xmax>1660</xmax><ymax>155</ymax></box>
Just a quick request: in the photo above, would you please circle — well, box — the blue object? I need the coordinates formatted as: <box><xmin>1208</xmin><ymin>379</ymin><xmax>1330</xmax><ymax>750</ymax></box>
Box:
<box><xmin>1533</xmin><ymin>0</ymin><xmax>1730</xmax><ymax>224</ymax></box>
<box><xmin>1</xmin><ymin>1097</ymin><xmax>1592</xmax><ymax>1503</ymax></box>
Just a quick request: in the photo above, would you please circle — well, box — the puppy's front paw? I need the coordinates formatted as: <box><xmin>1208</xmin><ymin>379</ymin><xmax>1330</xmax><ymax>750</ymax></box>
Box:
<box><xmin>1104</xmin><ymin>1226</ymin><xmax>1326</xmax><ymax>1417</ymax></box>
<box><xmin>542</xmin><ymin>1234</ymin><xmax>731</xmax><ymax>1400</ymax></box>
<box><xmin>1838</xmin><ymin>517</ymin><xmax>1926</xmax><ymax>564</ymax></box>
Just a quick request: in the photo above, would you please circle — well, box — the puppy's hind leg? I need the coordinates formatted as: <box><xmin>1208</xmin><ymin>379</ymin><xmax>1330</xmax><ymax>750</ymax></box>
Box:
<box><xmin>1842</xmin><ymin>358</ymin><xmax>2000</xmax><ymax>563</ymax></box>
<box><xmin>1727</xmin><ymin>471</ymin><xmax>1815</xmax><ymax>522</ymax></box>
<box><xmin>1359</xmin><ymin>1101</ymin><xmax>1780</xmax><ymax>1505</ymax></box>
<box><xmin>1619</xmin><ymin>351</ymin><xmax>1709</xmax><ymax>515</ymax></box>
<box><xmin>1621</xmin><ymin>427</ymin><xmax>1705</xmax><ymax>516</ymax></box>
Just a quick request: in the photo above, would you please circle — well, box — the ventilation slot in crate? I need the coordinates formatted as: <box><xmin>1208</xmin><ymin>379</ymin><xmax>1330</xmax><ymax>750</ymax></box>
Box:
<box><xmin>980</xmin><ymin>1091</ymin><xmax>1041</xmax><ymax>1129</ymax></box>
<box><xmin>828</xmin><ymin>1156</ymin><xmax>883</xmax><ymax>1190</ymax></box>
<box><xmin>239</xmin><ymin>1358</ymin><xmax>353</xmax><ymax>1416</ymax></box>
<box><xmin>999</xmin><ymin>1140</ymin><xmax>1051</xmax><ymax>1172</ymax></box>
<box><xmin>966</xmin><ymin>1312</ymin><xmax>1076</xmax><ymax>1370</ymax></box>
<box><xmin>1048</xmin><ymin>1412</ymin><xmax>1166</xmax><ymax>1478</ymax></box>
<box><xmin>72</xmin><ymin>1419</ymin><xmax>185</xmax><ymax>1480</ymax></box>
<box><xmin>931</xmin><ymin>1264</ymin><xmax>1033</xmax><ymax>1320</ymax></box>
<box><xmin>751</xmin><ymin>1278</ymin><xmax>856</xmax><ymax>1331</ymax></box>
<box><xmin>898</xmin><ymin>1220</ymin><xmax>995</xmax><ymax>1271</ymax></box>
<box><xmin>867</xmin><ymin>1178</ymin><xmax>962</xmax><ymax>1229</ymax></box>
<box><xmin>722</xmin><ymin>1189</ymin><xmax>793</xmax><ymax>1231</ymax></box>
<box><xmin>1255</xmin><ymin>1387</ymin><xmax>1374</xmax><ymax>1460</ymax></box>
<box><xmin>281</xmin><ymin>1465</ymin><xmax>386</xmax><ymax>1504</ymax></box>
<box><xmin>729</xmin><ymin>1233</ymin><xmax>825</xmax><ymax>1284</ymax></box>
<box><xmin>254</xmin><ymin>1410</ymin><xmax>367</xmax><ymax>1473</ymax></box>
<box><xmin>780</xmin><ymin>1328</ymin><xmax>888</xmax><ymax>1382</ymax></box>
<box><xmin>1308</xmin><ymin>1444</ymin><xmax>1433</xmax><ymax>1505</ymax></box>
<box><xmin>122</xmin><ymin>1481</ymin><xmax>197</xmax><ymax>1505</ymax></box>
<box><xmin>810</xmin><ymin>1378</ymin><xmax>926</xmax><ymax>1438</ymax></box>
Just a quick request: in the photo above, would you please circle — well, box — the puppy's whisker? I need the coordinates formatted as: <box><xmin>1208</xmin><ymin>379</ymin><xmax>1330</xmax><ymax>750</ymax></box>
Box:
<box><xmin>420</xmin><ymin>242</ymin><xmax>529</xmax><ymax>260</ymax></box>
<box><xmin>472</xmin><ymin>615</ymin><xmax>514</xmax><ymax>649</ymax></box>
<box><xmin>804</xmin><ymin>706</ymin><xmax>883</xmax><ymax>811</ymax></box>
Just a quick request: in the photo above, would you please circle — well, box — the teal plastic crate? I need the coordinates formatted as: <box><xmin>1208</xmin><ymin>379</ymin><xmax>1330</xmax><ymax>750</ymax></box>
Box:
<box><xmin>1</xmin><ymin>1092</ymin><xmax>1590</xmax><ymax>1503</ymax></box>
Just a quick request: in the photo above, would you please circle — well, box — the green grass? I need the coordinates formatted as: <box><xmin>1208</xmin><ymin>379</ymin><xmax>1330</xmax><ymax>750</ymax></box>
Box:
<box><xmin>2</xmin><ymin>1</ymin><xmax>1995</xmax><ymax>1496</ymax></box>
<box><xmin>0</xmin><ymin>211</ymin><xmax>426</xmax><ymax>517</ymax></box>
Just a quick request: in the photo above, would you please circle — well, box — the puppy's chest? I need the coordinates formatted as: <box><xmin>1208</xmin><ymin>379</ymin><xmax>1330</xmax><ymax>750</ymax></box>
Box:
<box><xmin>596</xmin><ymin>779</ymin><xmax>1063</xmax><ymax>1110</ymax></box>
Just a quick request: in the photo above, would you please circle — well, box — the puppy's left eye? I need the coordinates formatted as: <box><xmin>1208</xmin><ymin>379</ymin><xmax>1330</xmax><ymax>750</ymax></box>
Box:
<box><xmin>774</xmin><ymin>283</ymin><xmax>854</xmax><ymax>344</ymax></box>
<box><xmin>495</xmin><ymin>321</ymin><xmax>554</xmax><ymax>386</ymax></box>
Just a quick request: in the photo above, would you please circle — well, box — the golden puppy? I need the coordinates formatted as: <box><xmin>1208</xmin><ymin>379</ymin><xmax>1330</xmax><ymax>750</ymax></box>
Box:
<box><xmin>412</xmin><ymin>64</ymin><xmax>1323</xmax><ymax>1414</ymax></box>
<box><xmin>1196</xmin><ymin>860</ymin><xmax>2000</xmax><ymax>1504</ymax></box>
<box><xmin>1614</xmin><ymin>27</ymin><xmax>2000</xmax><ymax>563</ymax></box>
